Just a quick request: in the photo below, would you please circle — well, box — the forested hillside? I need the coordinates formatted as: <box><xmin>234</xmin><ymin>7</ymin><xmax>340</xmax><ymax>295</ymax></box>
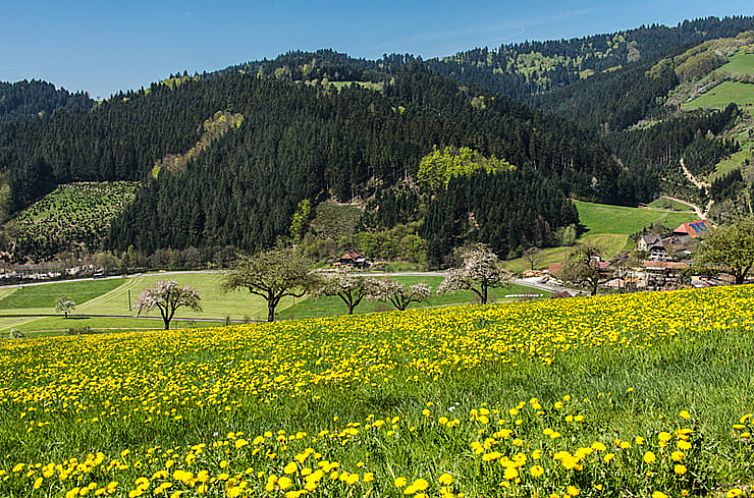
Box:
<box><xmin>534</xmin><ymin>26</ymin><xmax>754</xmax><ymax>218</ymax></box>
<box><xmin>0</xmin><ymin>80</ymin><xmax>92</xmax><ymax>121</ymax></box>
<box><xmin>429</xmin><ymin>16</ymin><xmax>754</xmax><ymax>101</ymax></box>
<box><xmin>2</xmin><ymin>15</ymin><xmax>753</xmax><ymax>265</ymax></box>
<box><xmin>108</xmin><ymin>65</ymin><xmax>641</xmax><ymax>256</ymax></box>
<box><xmin>0</xmin><ymin>60</ymin><xmax>645</xmax><ymax>263</ymax></box>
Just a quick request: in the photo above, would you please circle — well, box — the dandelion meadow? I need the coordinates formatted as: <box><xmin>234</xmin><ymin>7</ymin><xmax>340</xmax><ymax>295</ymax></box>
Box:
<box><xmin>1</xmin><ymin>286</ymin><xmax>754</xmax><ymax>497</ymax></box>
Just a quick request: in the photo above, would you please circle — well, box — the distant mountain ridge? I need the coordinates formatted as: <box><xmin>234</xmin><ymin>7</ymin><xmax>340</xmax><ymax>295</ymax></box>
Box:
<box><xmin>0</xmin><ymin>80</ymin><xmax>92</xmax><ymax>121</ymax></box>
<box><xmin>428</xmin><ymin>15</ymin><xmax>754</xmax><ymax>100</ymax></box>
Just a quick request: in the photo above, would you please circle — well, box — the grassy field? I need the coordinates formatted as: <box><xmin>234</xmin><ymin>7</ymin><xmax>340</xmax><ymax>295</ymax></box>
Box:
<box><xmin>1</xmin><ymin>285</ymin><xmax>753</xmax><ymax>497</ymax></box>
<box><xmin>0</xmin><ymin>273</ymin><xmax>546</xmax><ymax>336</ymax></box>
<box><xmin>715</xmin><ymin>49</ymin><xmax>754</xmax><ymax>77</ymax></box>
<box><xmin>0</xmin><ymin>279</ymin><xmax>124</xmax><ymax>310</ymax></box>
<box><xmin>505</xmin><ymin>201</ymin><xmax>696</xmax><ymax>272</ymax></box>
<box><xmin>682</xmin><ymin>47</ymin><xmax>754</xmax><ymax>111</ymax></box>
<box><xmin>279</xmin><ymin>277</ymin><xmax>544</xmax><ymax>320</ymax></box>
<box><xmin>710</xmin><ymin>117</ymin><xmax>754</xmax><ymax>181</ymax></box>
<box><xmin>713</xmin><ymin>147</ymin><xmax>751</xmax><ymax>179</ymax></box>
<box><xmin>683</xmin><ymin>80</ymin><xmax>754</xmax><ymax>110</ymax></box>
<box><xmin>646</xmin><ymin>197</ymin><xmax>696</xmax><ymax>212</ymax></box>
<box><xmin>573</xmin><ymin>200</ymin><xmax>697</xmax><ymax>235</ymax></box>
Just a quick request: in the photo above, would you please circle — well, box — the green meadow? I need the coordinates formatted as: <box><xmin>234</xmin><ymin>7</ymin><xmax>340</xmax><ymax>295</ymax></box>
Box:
<box><xmin>683</xmin><ymin>81</ymin><xmax>754</xmax><ymax>110</ymax></box>
<box><xmin>0</xmin><ymin>273</ymin><xmax>546</xmax><ymax>336</ymax></box>
<box><xmin>504</xmin><ymin>201</ymin><xmax>696</xmax><ymax>272</ymax></box>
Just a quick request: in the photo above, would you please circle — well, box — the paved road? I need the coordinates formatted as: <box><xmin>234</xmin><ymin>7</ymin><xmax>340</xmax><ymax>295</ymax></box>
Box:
<box><xmin>511</xmin><ymin>277</ymin><xmax>581</xmax><ymax>296</ymax></box>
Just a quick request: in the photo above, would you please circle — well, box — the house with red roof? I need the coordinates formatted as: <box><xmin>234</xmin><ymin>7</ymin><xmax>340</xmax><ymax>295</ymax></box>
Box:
<box><xmin>339</xmin><ymin>249</ymin><xmax>370</xmax><ymax>268</ymax></box>
<box><xmin>673</xmin><ymin>220</ymin><xmax>711</xmax><ymax>239</ymax></box>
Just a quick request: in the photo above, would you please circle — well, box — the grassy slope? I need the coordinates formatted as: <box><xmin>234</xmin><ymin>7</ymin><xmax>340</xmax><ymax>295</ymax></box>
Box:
<box><xmin>682</xmin><ymin>48</ymin><xmax>754</xmax><ymax>111</ymax></box>
<box><xmin>505</xmin><ymin>201</ymin><xmax>697</xmax><ymax>272</ymax></box>
<box><xmin>683</xmin><ymin>80</ymin><xmax>754</xmax><ymax>111</ymax></box>
<box><xmin>2</xmin><ymin>286</ymin><xmax>754</xmax><ymax>496</ymax></box>
<box><xmin>0</xmin><ymin>279</ymin><xmax>124</xmax><ymax>309</ymax></box>
<box><xmin>574</xmin><ymin>201</ymin><xmax>696</xmax><ymax>235</ymax></box>
<box><xmin>711</xmin><ymin>110</ymin><xmax>754</xmax><ymax>181</ymax></box>
<box><xmin>0</xmin><ymin>273</ymin><xmax>547</xmax><ymax>335</ymax></box>
<box><xmin>670</xmin><ymin>47</ymin><xmax>754</xmax><ymax>179</ymax></box>
<box><xmin>646</xmin><ymin>197</ymin><xmax>696</xmax><ymax>211</ymax></box>
<box><xmin>279</xmin><ymin>277</ymin><xmax>546</xmax><ymax>320</ymax></box>
<box><xmin>715</xmin><ymin>50</ymin><xmax>754</xmax><ymax>76</ymax></box>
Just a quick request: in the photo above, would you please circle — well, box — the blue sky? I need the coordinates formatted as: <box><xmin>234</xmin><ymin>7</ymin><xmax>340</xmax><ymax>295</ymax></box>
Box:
<box><xmin>1</xmin><ymin>0</ymin><xmax>752</xmax><ymax>98</ymax></box>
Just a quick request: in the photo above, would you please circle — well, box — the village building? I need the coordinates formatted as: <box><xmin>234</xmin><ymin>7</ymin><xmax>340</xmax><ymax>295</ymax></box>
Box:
<box><xmin>637</xmin><ymin>234</ymin><xmax>668</xmax><ymax>261</ymax></box>
<box><xmin>635</xmin><ymin>219</ymin><xmax>710</xmax><ymax>268</ymax></box>
<box><xmin>672</xmin><ymin>220</ymin><xmax>711</xmax><ymax>239</ymax></box>
<box><xmin>338</xmin><ymin>249</ymin><xmax>370</xmax><ymax>268</ymax></box>
<box><xmin>642</xmin><ymin>261</ymin><xmax>691</xmax><ymax>290</ymax></box>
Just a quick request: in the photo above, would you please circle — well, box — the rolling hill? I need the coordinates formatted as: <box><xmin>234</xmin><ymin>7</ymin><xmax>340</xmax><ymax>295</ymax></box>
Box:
<box><xmin>2</xmin><ymin>285</ymin><xmax>754</xmax><ymax>496</ymax></box>
<box><xmin>0</xmin><ymin>62</ymin><xmax>640</xmax><ymax>265</ymax></box>
<box><xmin>1</xmin><ymin>15</ymin><xmax>753</xmax><ymax>267</ymax></box>
<box><xmin>0</xmin><ymin>80</ymin><xmax>92</xmax><ymax>121</ymax></box>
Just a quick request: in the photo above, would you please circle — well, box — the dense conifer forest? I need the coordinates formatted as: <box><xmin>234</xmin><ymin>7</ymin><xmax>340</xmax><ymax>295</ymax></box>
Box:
<box><xmin>430</xmin><ymin>16</ymin><xmax>754</xmax><ymax>101</ymax></box>
<box><xmin>108</xmin><ymin>66</ymin><xmax>629</xmax><ymax>255</ymax></box>
<box><xmin>0</xmin><ymin>80</ymin><xmax>92</xmax><ymax>121</ymax></box>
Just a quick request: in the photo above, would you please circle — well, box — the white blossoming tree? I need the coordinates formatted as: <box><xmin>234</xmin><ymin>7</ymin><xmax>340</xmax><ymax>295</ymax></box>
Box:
<box><xmin>368</xmin><ymin>278</ymin><xmax>431</xmax><ymax>311</ymax></box>
<box><xmin>438</xmin><ymin>244</ymin><xmax>511</xmax><ymax>304</ymax></box>
<box><xmin>134</xmin><ymin>280</ymin><xmax>202</xmax><ymax>330</ymax></box>
<box><xmin>312</xmin><ymin>269</ymin><xmax>380</xmax><ymax>315</ymax></box>
<box><xmin>55</xmin><ymin>295</ymin><xmax>76</xmax><ymax>319</ymax></box>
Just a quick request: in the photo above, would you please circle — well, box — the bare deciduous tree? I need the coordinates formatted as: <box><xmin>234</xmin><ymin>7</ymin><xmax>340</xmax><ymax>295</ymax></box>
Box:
<box><xmin>134</xmin><ymin>280</ymin><xmax>201</xmax><ymax>330</ymax></box>
<box><xmin>438</xmin><ymin>244</ymin><xmax>511</xmax><ymax>304</ymax></box>
<box><xmin>523</xmin><ymin>247</ymin><xmax>542</xmax><ymax>271</ymax></box>
<box><xmin>220</xmin><ymin>249</ymin><xmax>313</xmax><ymax>322</ymax></box>
<box><xmin>559</xmin><ymin>242</ymin><xmax>615</xmax><ymax>296</ymax></box>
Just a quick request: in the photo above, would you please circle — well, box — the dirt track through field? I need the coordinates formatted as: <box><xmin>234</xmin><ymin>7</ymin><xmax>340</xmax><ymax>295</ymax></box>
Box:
<box><xmin>678</xmin><ymin>159</ymin><xmax>714</xmax><ymax>219</ymax></box>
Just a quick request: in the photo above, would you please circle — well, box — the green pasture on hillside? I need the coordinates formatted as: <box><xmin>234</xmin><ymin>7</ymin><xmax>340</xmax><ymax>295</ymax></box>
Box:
<box><xmin>573</xmin><ymin>200</ymin><xmax>697</xmax><ymax>235</ymax></box>
<box><xmin>646</xmin><ymin>197</ymin><xmax>695</xmax><ymax>212</ymax></box>
<box><xmin>715</xmin><ymin>50</ymin><xmax>754</xmax><ymax>77</ymax></box>
<box><xmin>0</xmin><ymin>279</ymin><xmax>124</xmax><ymax>310</ymax></box>
<box><xmin>683</xmin><ymin>81</ymin><xmax>754</xmax><ymax>110</ymax></box>
<box><xmin>505</xmin><ymin>201</ymin><xmax>696</xmax><ymax>272</ymax></box>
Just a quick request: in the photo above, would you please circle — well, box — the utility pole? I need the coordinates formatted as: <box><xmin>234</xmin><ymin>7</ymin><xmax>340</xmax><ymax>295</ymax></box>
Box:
<box><xmin>128</xmin><ymin>290</ymin><xmax>132</xmax><ymax>312</ymax></box>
